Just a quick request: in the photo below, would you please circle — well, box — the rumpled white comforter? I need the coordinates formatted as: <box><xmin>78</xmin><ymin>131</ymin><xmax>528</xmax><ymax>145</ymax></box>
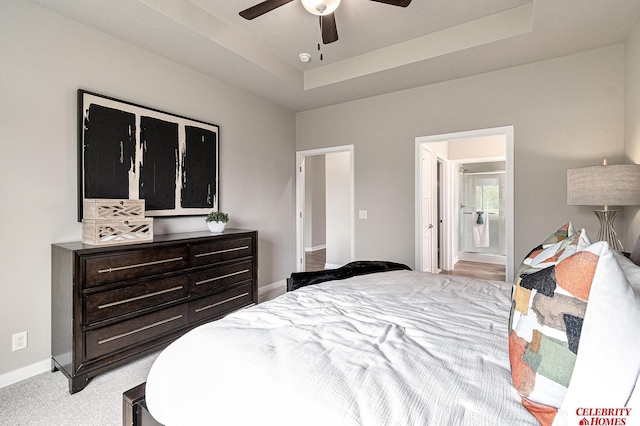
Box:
<box><xmin>146</xmin><ymin>270</ymin><xmax>538</xmax><ymax>426</ymax></box>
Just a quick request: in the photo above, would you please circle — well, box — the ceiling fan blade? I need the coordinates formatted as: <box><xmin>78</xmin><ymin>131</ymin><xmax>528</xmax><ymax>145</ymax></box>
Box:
<box><xmin>368</xmin><ymin>0</ymin><xmax>412</xmax><ymax>7</ymax></box>
<box><xmin>239</xmin><ymin>0</ymin><xmax>295</xmax><ymax>20</ymax></box>
<box><xmin>321</xmin><ymin>13</ymin><xmax>338</xmax><ymax>44</ymax></box>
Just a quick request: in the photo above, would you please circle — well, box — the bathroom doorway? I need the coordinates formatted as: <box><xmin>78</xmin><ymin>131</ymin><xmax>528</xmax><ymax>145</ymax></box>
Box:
<box><xmin>415</xmin><ymin>126</ymin><xmax>514</xmax><ymax>280</ymax></box>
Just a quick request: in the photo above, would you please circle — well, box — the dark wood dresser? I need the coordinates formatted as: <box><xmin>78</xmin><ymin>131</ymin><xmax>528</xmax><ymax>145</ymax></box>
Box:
<box><xmin>51</xmin><ymin>229</ymin><xmax>258</xmax><ymax>394</ymax></box>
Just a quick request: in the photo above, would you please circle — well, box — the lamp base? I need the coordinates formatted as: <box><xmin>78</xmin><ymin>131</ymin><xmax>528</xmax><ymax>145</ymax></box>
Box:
<box><xmin>594</xmin><ymin>210</ymin><xmax>622</xmax><ymax>251</ymax></box>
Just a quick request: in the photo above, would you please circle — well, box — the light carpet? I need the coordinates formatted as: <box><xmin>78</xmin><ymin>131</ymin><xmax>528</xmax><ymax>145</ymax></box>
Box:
<box><xmin>0</xmin><ymin>351</ymin><xmax>160</xmax><ymax>426</ymax></box>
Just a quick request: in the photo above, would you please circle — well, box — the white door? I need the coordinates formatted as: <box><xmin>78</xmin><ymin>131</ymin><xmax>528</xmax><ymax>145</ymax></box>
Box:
<box><xmin>325</xmin><ymin>152</ymin><xmax>351</xmax><ymax>269</ymax></box>
<box><xmin>421</xmin><ymin>146</ymin><xmax>435</xmax><ymax>272</ymax></box>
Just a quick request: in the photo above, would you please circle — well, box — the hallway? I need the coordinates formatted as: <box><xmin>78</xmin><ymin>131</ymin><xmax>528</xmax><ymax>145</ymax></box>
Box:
<box><xmin>440</xmin><ymin>260</ymin><xmax>506</xmax><ymax>282</ymax></box>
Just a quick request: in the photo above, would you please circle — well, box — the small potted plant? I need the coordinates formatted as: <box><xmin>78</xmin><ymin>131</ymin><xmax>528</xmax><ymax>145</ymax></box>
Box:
<box><xmin>206</xmin><ymin>211</ymin><xmax>229</xmax><ymax>233</ymax></box>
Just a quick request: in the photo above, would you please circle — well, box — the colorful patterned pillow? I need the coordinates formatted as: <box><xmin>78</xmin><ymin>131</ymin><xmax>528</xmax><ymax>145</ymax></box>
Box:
<box><xmin>540</xmin><ymin>222</ymin><xmax>575</xmax><ymax>247</ymax></box>
<box><xmin>509</xmin><ymin>223</ymin><xmax>587</xmax><ymax>424</ymax></box>
<box><xmin>509</xmin><ymin>241</ymin><xmax>640</xmax><ymax>426</ymax></box>
<box><xmin>514</xmin><ymin>223</ymin><xmax>590</xmax><ymax>281</ymax></box>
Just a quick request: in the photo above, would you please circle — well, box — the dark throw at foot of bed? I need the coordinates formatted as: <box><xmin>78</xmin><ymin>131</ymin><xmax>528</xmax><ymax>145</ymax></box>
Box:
<box><xmin>286</xmin><ymin>260</ymin><xmax>411</xmax><ymax>291</ymax></box>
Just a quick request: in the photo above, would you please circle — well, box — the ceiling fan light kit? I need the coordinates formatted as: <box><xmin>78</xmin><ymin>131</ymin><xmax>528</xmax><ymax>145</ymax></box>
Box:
<box><xmin>239</xmin><ymin>0</ymin><xmax>412</xmax><ymax>46</ymax></box>
<box><xmin>301</xmin><ymin>0</ymin><xmax>341</xmax><ymax>16</ymax></box>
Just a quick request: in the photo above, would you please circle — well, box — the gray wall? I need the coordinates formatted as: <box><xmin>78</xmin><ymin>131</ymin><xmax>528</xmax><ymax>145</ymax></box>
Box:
<box><xmin>0</xmin><ymin>1</ymin><xmax>296</xmax><ymax>377</ymax></box>
<box><xmin>297</xmin><ymin>45</ymin><xmax>625</xmax><ymax>271</ymax></box>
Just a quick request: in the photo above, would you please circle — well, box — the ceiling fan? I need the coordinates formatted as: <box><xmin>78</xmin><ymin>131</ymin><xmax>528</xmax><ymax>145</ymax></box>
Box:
<box><xmin>239</xmin><ymin>0</ymin><xmax>412</xmax><ymax>45</ymax></box>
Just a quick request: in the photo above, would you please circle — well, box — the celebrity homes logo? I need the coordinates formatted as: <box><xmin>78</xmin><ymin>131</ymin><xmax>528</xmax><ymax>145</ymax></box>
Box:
<box><xmin>576</xmin><ymin>408</ymin><xmax>632</xmax><ymax>425</ymax></box>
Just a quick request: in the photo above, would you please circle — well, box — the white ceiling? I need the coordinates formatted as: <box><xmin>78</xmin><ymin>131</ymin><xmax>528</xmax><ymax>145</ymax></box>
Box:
<box><xmin>27</xmin><ymin>0</ymin><xmax>640</xmax><ymax>111</ymax></box>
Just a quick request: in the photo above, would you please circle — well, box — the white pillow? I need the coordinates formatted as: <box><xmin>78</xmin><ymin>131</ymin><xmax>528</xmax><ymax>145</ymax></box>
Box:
<box><xmin>629</xmin><ymin>234</ymin><xmax>640</xmax><ymax>266</ymax></box>
<box><xmin>626</xmin><ymin>376</ymin><xmax>640</xmax><ymax>425</ymax></box>
<box><xmin>558</xmin><ymin>242</ymin><xmax>640</xmax><ymax>425</ymax></box>
<box><xmin>612</xmin><ymin>250</ymin><xmax>640</xmax><ymax>293</ymax></box>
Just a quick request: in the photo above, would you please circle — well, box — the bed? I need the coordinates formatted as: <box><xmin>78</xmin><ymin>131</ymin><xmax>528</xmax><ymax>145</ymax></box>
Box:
<box><xmin>135</xmin><ymin>223</ymin><xmax>640</xmax><ymax>426</ymax></box>
<box><xmin>145</xmin><ymin>269</ymin><xmax>536</xmax><ymax>425</ymax></box>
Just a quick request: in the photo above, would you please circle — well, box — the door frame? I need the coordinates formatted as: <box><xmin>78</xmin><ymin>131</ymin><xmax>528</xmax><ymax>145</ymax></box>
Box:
<box><xmin>417</xmin><ymin>144</ymin><xmax>439</xmax><ymax>273</ymax></box>
<box><xmin>436</xmin><ymin>154</ymin><xmax>448</xmax><ymax>272</ymax></box>
<box><xmin>296</xmin><ymin>145</ymin><xmax>355</xmax><ymax>272</ymax></box>
<box><xmin>415</xmin><ymin>126</ymin><xmax>514</xmax><ymax>280</ymax></box>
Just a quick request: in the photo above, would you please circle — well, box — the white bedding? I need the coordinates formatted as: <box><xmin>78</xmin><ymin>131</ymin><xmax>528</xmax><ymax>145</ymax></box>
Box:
<box><xmin>146</xmin><ymin>270</ymin><xmax>538</xmax><ymax>425</ymax></box>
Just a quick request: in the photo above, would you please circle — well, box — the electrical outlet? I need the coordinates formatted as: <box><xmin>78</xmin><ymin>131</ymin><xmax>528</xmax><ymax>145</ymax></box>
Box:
<box><xmin>12</xmin><ymin>331</ymin><xmax>27</xmax><ymax>351</ymax></box>
<box><xmin>359</xmin><ymin>210</ymin><xmax>368</xmax><ymax>219</ymax></box>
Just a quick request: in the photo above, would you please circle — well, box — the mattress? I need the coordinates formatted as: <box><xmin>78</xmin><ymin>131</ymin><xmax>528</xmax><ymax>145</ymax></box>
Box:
<box><xmin>145</xmin><ymin>270</ymin><xmax>538</xmax><ymax>425</ymax></box>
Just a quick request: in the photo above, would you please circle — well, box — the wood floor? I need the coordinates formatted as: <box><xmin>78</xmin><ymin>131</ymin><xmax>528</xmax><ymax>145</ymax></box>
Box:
<box><xmin>305</xmin><ymin>248</ymin><xmax>327</xmax><ymax>272</ymax></box>
<box><xmin>306</xmin><ymin>249</ymin><xmax>505</xmax><ymax>282</ymax></box>
<box><xmin>440</xmin><ymin>260</ymin><xmax>506</xmax><ymax>282</ymax></box>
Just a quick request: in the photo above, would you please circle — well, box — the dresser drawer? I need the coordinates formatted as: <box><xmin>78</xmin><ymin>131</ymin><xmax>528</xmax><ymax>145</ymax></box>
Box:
<box><xmin>83</xmin><ymin>246</ymin><xmax>188</xmax><ymax>287</ymax></box>
<box><xmin>189</xmin><ymin>259</ymin><xmax>253</xmax><ymax>295</ymax></box>
<box><xmin>53</xmin><ymin>230</ymin><xmax>257</xmax><ymax>394</ymax></box>
<box><xmin>189</xmin><ymin>282</ymin><xmax>254</xmax><ymax>324</ymax></box>
<box><xmin>84</xmin><ymin>275</ymin><xmax>188</xmax><ymax>325</ymax></box>
<box><xmin>85</xmin><ymin>304</ymin><xmax>188</xmax><ymax>360</ymax></box>
<box><xmin>189</xmin><ymin>237</ymin><xmax>253</xmax><ymax>267</ymax></box>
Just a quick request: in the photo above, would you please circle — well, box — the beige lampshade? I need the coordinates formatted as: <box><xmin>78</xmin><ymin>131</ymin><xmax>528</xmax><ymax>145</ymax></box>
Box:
<box><xmin>567</xmin><ymin>164</ymin><xmax>640</xmax><ymax>207</ymax></box>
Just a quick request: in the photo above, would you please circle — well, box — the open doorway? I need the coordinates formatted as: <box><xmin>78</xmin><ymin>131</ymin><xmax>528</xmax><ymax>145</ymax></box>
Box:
<box><xmin>296</xmin><ymin>145</ymin><xmax>354</xmax><ymax>272</ymax></box>
<box><xmin>415</xmin><ymin>126</ymin><xmax>514</xmax><ymax>280</ymax></box>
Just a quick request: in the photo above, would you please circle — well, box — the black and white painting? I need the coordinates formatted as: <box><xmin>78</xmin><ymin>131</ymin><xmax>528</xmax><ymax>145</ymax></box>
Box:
<box><xmin>78</xmin><ymin>90</ymin><xmax>219</xmax><ymax>220</ymax></box>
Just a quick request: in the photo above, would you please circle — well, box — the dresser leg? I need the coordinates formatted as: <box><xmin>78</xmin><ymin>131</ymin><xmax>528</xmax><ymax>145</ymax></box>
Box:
<box><xmin>70</xmin><ymin>374</ymin><xmax>89</xmax><ymax>394</ymax></box>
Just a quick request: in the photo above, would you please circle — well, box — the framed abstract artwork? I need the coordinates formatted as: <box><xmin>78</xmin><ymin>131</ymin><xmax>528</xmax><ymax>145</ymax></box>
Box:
<box><xmin>77</xmin><ymin>90</ymin><xmax>219</xmax><ymax>220</ymax></box>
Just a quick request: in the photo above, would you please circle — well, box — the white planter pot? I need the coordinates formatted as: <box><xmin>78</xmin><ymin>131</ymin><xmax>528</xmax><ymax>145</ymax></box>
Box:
<box><xmin>207</xmin><ymin>221</ymin><xmax>226</xmax><ymax>233</ymax></box>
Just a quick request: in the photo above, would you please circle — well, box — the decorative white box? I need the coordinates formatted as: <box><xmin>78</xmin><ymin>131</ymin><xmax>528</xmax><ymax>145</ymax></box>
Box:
<box><xmin>82</xmin><ymin>218</ymin><xmax>153</xmax><ymax>246</ymax></box>
<box><xmin>83</xmin><ymin>199</ymin><xmax>145</xmax><ymax>220</ymax></box>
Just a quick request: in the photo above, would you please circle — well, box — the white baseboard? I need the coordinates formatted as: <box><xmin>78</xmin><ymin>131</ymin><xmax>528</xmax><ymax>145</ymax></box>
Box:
<box><xmin>324</xmin><ymin>263</ymin><xmax>342</xmax><ymax>269</ymax></box>
<box><xmin>0</xmin><ymin>358</ymin><xmax>50</xmax><ymax>389</ymax></box>
<box><xmin>258</xmin><ymin>280</ymin><xmax>286</xmax><ymax>303</ymax></box>
<box><xmin>305</xmin><ymin>245</ymin><xmax>326</xmax><ymax>252</ymax></box>
<box><xmin>457</xmin><ymin>252</ymin><xmax>506</xmax><ymax>265</ymax></box>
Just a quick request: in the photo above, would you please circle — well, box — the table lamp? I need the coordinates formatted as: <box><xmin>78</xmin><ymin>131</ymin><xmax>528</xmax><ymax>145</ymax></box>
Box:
<box><xmin>567</xmin><ymin>160</ymin><xmax>640</xmax><ymax>251</ymax></box>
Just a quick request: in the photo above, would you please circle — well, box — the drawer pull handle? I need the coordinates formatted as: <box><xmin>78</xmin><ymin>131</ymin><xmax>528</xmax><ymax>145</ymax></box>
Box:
<box><xmin>98</xmin><ymin>286</ymin><xmax>184</xmax><ymax>309</ymax></box>
<box><xmin>195</xmin><ymin>269</ymin><xmax>250</xmax><ymax>286</ymax></box>
<box><xmin>98</xmin><ymin>257</ymin><xmax>184</xmax><ymax>274</ymax></box>
<box><xmin>195</xmin><ymin>246</ymin><xmax>249</xmax><ymax>258</ymax></box>
<box><xmin>97</xmin><ymin>315</ymin><xmax>184</xmax><ymax>345</ymax></box>
<box><xmin>195</xmin><ymin>293</ymin><xmax>249</xmax><ymax>313</ymax></box>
